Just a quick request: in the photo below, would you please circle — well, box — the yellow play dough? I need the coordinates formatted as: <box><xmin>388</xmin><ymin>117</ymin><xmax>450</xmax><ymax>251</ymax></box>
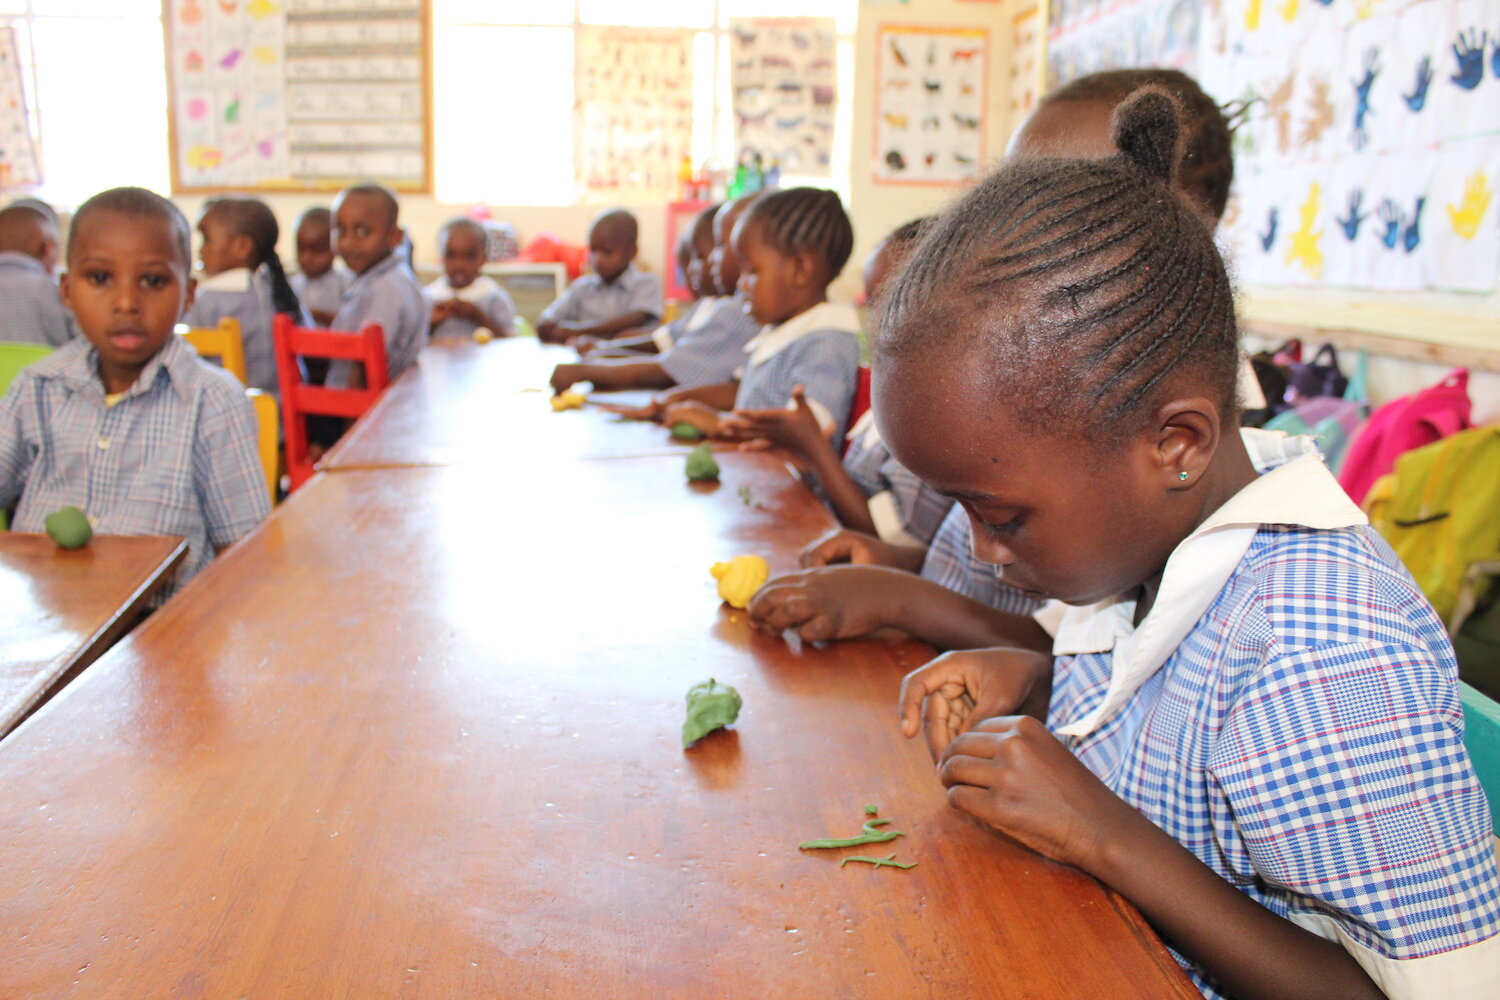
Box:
<box><xmin>710</xmin><ymin>555</ymin><xmax>770</xmax><ymax>609</ymax></box>
<box><xmin>551</xmin><ymin>391</ymin><xmax>587</xmax><ymax>411</ymax></box>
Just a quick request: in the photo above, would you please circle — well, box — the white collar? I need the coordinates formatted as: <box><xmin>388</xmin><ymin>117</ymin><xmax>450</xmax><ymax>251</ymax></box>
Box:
<box><xmin>196</xmin><ymin>267</ymin><xmax>254</xmax><ymax>292</ymax></box>
<box><xmin>1049</xmin><ymin>428</ymin><xmax>1369</xmax><ymax>737</ymax></box>
<box><xmin>684</xmin><ymin>296</ymin><xmax>722</xmax><ymax>332</ymax></box>
<box><xmin>426</xmin><ymin>273</ymin><xmax>502</xmax><ymax>302</ymax></box>
<box><xmin>743</xmin><ymin>301</ymin><xmax>859</xmax><ymax>366</ymax></box>
<box><xmin>846</xmin><ymin>407</ymin><xmax>878</xmax><ymax>443</ymax></box>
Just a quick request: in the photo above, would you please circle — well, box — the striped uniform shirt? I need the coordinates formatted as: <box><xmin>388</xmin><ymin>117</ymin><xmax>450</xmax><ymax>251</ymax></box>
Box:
<box><xmin>919</xmin><ymin>503</ymin><xmax>1044</xmax><ymax>615</ymax></box>
<box><xmin>0</xmin><ymin>335</ymin><xmax>270</xmax><ymax>594</ymax></box>
<box><xmin>326</xmin><ymin>252</ymin><xmax>429</xmax><ymax>389</ymax></box>
<box><xmin>841</xmin><ymin>409</ymin><xmax>953</xmax><ymax>547</ymax></box>
<box><xmin>658</xmin><ymin>294</ymin><xmax>762</xmax><ymax>389</ymax></box>
<box><xmin>539</xmin><ymin>264</ymin><xmax>662</xmax><ymax>327</ymax></box>
<box><xmin>0</xmin><ymin>251</ymin><xmax>76</xmax><ymax>347</ymax></box>
<box><xmin>424</xmin><ymin>274</ymin><xmax>517</xmax><ymax>340</ymax></box>
<box><xmin>1044</xmin><ymin>431</ymin><xmax>1500</xmax><ymax>999</ymax></box>
<box><xmin>183</xmin><ymin>266</ymin><xmax>310</xmax><ymax>396</ymax></box>
<box><xmin>734</xmin><ymin>301</ymin><xmax>861</xmax><ymax>444</ymax></box>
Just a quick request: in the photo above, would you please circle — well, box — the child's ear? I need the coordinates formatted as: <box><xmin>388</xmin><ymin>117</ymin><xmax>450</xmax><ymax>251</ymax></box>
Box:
<box><xmin>1152</xmin><ymin>395</ymin><xmax>1221</xmax><ymax>491</ymax></box>
<box><xmin>790</xmin><ymin>248</ymin><xmax>821</xmax><ymax>288</ymax></box>
<box><xmin>182</xmin><ymin>274</ymin><xmax>198</xmax><ymax>315</ymax></box>
<box><xmin>230</xmin><ymin>232</ymin><xmax>256</xmax><ymax>266</ymax></box>
<box><xmin>387</xmin><ymin>225</ymin><xmax>405</xmax><ymax>250</ymax></box>
<box><xmin>626</xmin><ymin>243</ymin><xmax>638</xmax><ymax>262</ymax></box>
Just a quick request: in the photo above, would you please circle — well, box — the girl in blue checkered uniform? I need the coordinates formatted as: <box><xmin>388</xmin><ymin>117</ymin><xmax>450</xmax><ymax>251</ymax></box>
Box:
<box><xmin>891</xmin><ymin>90</ymin><xmax>1499</xmax><ymax>999</ymax></box>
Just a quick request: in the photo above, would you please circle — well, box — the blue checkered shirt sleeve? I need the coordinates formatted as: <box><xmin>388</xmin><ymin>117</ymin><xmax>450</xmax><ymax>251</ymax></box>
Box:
<box><xmin>920</xmin><ymin>504</ymin><xmax>1043</xmax><ymax>615</ymax></box>
<box><xmin>841</xmin><ymin>430</ymin><xmax>953</xmax><ymax>547</ymax></box>
<box><xmin>659</xmin><ymin>298</ymin><xmax>762</xmax><ymax>389</ymax></box>
<box><xmin>539</xmin><ymin>277</ymin><xmax>585</xmax><ymax>324</ymax></box>
<box><xmin>734</xmin><ymin>329</ymin><xmax>860</xmax><ymax>442</ymax></box>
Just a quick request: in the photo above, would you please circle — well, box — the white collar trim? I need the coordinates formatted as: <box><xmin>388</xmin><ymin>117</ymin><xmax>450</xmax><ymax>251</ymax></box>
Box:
<box><xmin>196</xmin><ymin>267</ymin><xmax>254</xmax><ymax>292</ymax></box>
<box><xmin>426</xmin><ymin>274</ymin><xmax>502</xmax><ymax>303</ymax></box>
<box><xmin>743</xmin><ymin>301</ymin><xmax>859</xmax><ymax>366</ymax></box>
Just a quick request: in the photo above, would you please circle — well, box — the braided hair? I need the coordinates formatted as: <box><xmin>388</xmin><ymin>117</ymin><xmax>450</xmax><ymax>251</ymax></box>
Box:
<box><xmin>877</xmin><ymin>88</ymin><xmax>1239</xmax><ymax>447</ymax></box>
<box><xmin>740</xmin><ymin>187</ymin><xmax>853</xmax><ymax>284</ymax></box>
<box><xmin>203</xmin><ymin>196</ymin><xmax>303</xmax><ymax>317</ymax></box>
<box><xmin>70</xmin><ymin>187</ymin><xmax>191</xmax><ymax>269</ymax></box>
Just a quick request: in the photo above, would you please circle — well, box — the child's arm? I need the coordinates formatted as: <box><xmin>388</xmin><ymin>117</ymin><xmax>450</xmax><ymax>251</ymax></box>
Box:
<box><xmin>575</xmin><ymin>330</ymin><xmax>663</xmax><ymax>356</ymax></box>
<box><xmin>550</xmin><ymin>359</ymin><xmax>674</xmax><ymax>394</ymax></box>
<box><xmin>547</xmin><ymin>310</ymin><xmax>657</xmax><ymax>342</ymax></box>
<box><xmin>597</xmin><ymin>381</ymin><xmax>739</xmax><ymax>423</ymax></box>
<box><xmin>194</xmin><ymin>382</ymin><xmax>273</xmax><ymax>551</ymax></box>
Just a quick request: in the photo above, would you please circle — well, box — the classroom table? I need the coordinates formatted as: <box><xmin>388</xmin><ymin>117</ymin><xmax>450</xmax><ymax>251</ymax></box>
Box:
<box><xmin>322</xmin><ymin>337</ymin><xmax>704</xmax><ymax>470</ymax></box>
<box><xmin>0</xmin><ymin>532</ymin><xmax>186</xmax><ymax>739</ymax></box>
<box><xmin>0</xmin><ymin>450</ymin><xmax>1197</xmax><ymax>998</ymax></box>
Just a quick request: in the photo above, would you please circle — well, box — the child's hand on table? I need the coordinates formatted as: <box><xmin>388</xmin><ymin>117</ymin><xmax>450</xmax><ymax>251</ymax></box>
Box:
<box><xmin>550</xmin><ymin>363</ymin><xmax>584</xmax><ymax>394</ymax></box>
<box><xmin>536</xmin><ymin>319</ymin><xmax>563</xmax><ymax>344</ymax></box>
<box><xmin>800</xmin><ymin>528</ymin><xmax>923</xmax><ymax>571</ymax></box>
<box><xmin>719</xmin><ymin>385</ymin><xmax>829</xmax><ymax>456</ymax></box>
<box><xmin>431</xmin><ymin>300</ymin><xmax>454</xmax><ymax>326</ymax></box>
<box><xmin>447</xmin><ymin>299</ymin><xmax>486</xmax><ymax>325</ymax></box>
<box><xmin>573</xmin><ymin>334</ymin><xmax>603</xmax><ymax>356</ymax></box>
<box><xmin>598</xmin><ymin>395</ymin><xmax>663</xmax><ymax>422</ymax></box>
<box><xmin>660</xmin><ymin>401</ymin><xmax>722</xmax><ymax>437</ymax></box>
<box><xmin>898</xmin><ymin>647</ymin><xmax>1054</xmax><ymax>759</ymax></box>
<box><xmin>746</xmin><ymin>565</ymin><xmax>908</xmax><ymax>642</ymax></box>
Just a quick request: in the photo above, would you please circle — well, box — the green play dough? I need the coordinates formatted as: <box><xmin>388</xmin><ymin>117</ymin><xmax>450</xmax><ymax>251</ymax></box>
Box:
<box><xmin>671</xmin><ymin>421</ymin><xmax>704</xmax><ymax>441</ymax></box>
<box><xmin>45</xmin><ymin>506</ymin><xmax>92</xmax><ymax>549</ymax></box>
<box><xmin>682</xmin><ymin>677</ymin><xmax>742</xmax><ymax>748</ymax></box>
<box><xmin>685</xmin><ymin>443</ymin><xmax>720</xmax><ymax>482</ymax></box>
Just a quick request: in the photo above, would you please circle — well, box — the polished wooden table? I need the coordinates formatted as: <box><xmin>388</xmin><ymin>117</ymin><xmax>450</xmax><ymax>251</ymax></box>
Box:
<box><xmin>0</xmin><ymin>533</ymin><xmax>186</xmax><ymax>739</ymax></box>
<box><xmin>0</xmin><ymin>452</ymin><xmax>1195</xmax><ymax>998</ymax></box>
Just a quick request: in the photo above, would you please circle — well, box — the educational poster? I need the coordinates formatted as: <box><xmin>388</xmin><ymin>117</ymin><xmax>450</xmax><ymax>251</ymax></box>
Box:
<box><xmin>0</xmin><ymin>28</ymin><xmax>39</xmax><ymax>188</ymax></box>
<box><xmin>1008</xmin><ymin>6</ymin><xmax>1044</xmax><ymax>137</ymax></box>
<box><xmin>729</xmin><ymin>18</ymin><xmax>837</xmax><ymax>177</ymax></box>
<box><xmin>1047</xmin><ymin>0</ymin><xmax>1201</xmax><ymax>86</ymax></box>
<box><xmin>165</xmin><ymin>0</ymin><xmax>431</xmax><ymax>193</ymax></box>
<box><xmin>872</xmin><ymin>26</ymin><xmax>988</xmax><ymax>184</ymax></box>
<box><xmin>1199</xmin><ymin>0</ymin><xmax>1500</xmax><ymax>293</ymax></box>
<box><xmin>575</xmin><ymin>26</ymin><xmax>694</xmax><ymax>200</ymax></box>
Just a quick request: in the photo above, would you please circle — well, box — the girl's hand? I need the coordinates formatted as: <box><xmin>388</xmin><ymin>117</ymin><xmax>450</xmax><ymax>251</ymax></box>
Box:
<box><xmin>598</xmin><ymin>396</ymin><xmax>663</xmax><ymax>422</ymax></box>
<box><xmin>898</xmin><ymin>648</ymin><xmax>1054</xmax><ymax>760</ymax></box>
<box><xmin>719</xmin><ymin>385</ymin><xmax>829</xmax><ymax>459</ymax></box>
<box><xmin>746</xmin><ymin>565</ymin><xmax>903</xmax><ymax>642</ymax></box>
<box><xmin>800</xmin><ymin>528</ymin><xmax>919</xmax><ymax>570</ymax></box>
<box><xmin>550</xmin><ymin>363</ymin><xmax>583</xmax><ymax>394</ymax></box>
<box><xmin>661</xmin><ymin>401</ymin><xmax>722</xmax><ymax>437</ymax></box>
<box><xmin>573</xmin><ymin>334</ymin><xmax>603</xmax><ymax>356</ymax></box>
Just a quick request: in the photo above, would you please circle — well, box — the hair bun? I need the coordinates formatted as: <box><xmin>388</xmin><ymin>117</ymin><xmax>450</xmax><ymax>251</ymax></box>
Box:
<box><xmin>1111</xmin><ymin>86</ymin><xmax>1183</xmax><ymax>186</ymax></box>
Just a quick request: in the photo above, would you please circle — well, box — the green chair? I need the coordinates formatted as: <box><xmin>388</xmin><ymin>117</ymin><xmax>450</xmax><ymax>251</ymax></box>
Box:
<box><xmin>512</xmin><ymin>315</ymin><xmax>536</xmax><ymax>339</ymax></box>
<box><xmin>0</xmin><ymin>342</ymin><xmax>53</xmax><ymax>397</ymax></box>
<box><xmin>1460</xmin><ymin>682</ymin><xmax>1500</xmax><ymax>832</ymax></box>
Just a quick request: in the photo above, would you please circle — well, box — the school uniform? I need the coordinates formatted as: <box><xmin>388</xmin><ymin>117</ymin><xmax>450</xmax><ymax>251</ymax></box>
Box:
<box><xmin>538</xmin><ymin>264</ymin><xmax>662</xmax><ymax>328</ymax></box>
<box><xmin>290</xmin><ymin>267</ymin><xmax>353</xmax><ymax>327</ymax></box>
<box><xmin>919</xmin><ymin>503</ymin><xmax>1044</xmax><ymax>615</ymax></box>
<box><xmin>182</xmin><ymin>266</ymin><xmax>301</xmax><ymax>396</ymax></box>
<box><xmin>0</xmin><ymin>251</ymin><xmax>76</xmax><ymax>347</ymax></box>
<box><xmin>841</xmin><ymin>409</ymin><xmax>953</xmax><ymax>547</ymax></box>
<box><xmin>1040</xmin><ymin>429</ymin><xmax>1500</xmax><ymax>1000</ymax></box>
<box><xmin>733</xmin><ymin>301</ymin><xmax>861</xmax><ymax>443</ymax></box>
<box><xmin>0</xmin><ymin>335</ymin><xmax>270</xmax><ymax>595</ymax></box>
<box><xmin>423</xmin><ymin>274</ymin><xmax>516</xmax><ymax>340</ymax></box>
<box><xmin>325</xmin><ymin>252</ymin><xmax>429</xmax><ymax>389</ymax></box>
<box><xmin>656</xmin><ymin>294</ymin><xmax>762</xmax><ymax>389</ymax></box>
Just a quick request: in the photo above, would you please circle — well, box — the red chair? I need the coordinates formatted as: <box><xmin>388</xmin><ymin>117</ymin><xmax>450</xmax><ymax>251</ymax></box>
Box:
<box><xmin>273</xmin><ymin>313</ymin><xmax>390</xmax><ymax>492</ymax></box>
<box><xmin>842</xmin><ymin>365</ymin><xmax>873</xmax><ymax>456</ymax></box>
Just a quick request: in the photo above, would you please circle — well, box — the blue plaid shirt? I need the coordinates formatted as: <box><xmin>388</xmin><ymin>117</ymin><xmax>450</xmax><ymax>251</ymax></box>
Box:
<box><xmin>327</xmin><ymin>253</ymin><xmax>429</xmax><ymax>388</ymax></box>
<box><xmin>920</xmin><ymin>504</ymin><xmax>1044</xmax><ymax>615</ymax></box>
<box><xmin>424</xmin><ymin>275</ymin><xmax>517</xmax><ymax>340</ymax></box>
<box><xmin>734</xmin><ymin>302</ymin><xmax>861</xmax><ymax>444</ymax></box>
<box><xmin>539</xmin><ymin>264</ymin><xmax>662</xmax><ymax>326</ymax></box>
<box><xmin>841</xmin><ymin>410</ymin><xmax>953</xmax><ymax>546</ymax></box>
<box><xmin>659</xmin><ymin>294</ymin><xmax>761</xmax><ymax>389</ymax></box>
<box><xmin>0</xmin><ymin>335</ymin><xmax>270</xmax><ymax>593</ymax></box>
<box><xmin>0</xmin><ymin>251</ymin><xmax>77</xmax><ymax>347</ymax></box>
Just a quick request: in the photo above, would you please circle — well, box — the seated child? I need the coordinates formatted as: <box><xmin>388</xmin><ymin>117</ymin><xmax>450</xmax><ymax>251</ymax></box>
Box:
<box><xmin>183</xmin><ymin>196</ymin><xmax>308</xmax><ymax>396</ymax></box>
<box><xmin>425</xmin><ymin>217</ymin><xmax>516</xmax><ymax>340</ymax></box>
<box><xmin>0</xmin><ymin>187</ymin><xmax>270</xmax><ymax>596</ymax></box>
<box><xmin>289</xmin><ymin>206</ymin><xmax>352</xmax><ymax>328</ymax></box>
<box><xmin>719</xmin><ymin>219</ymin><xmax>952</xmax><ymax>548</ymax></box>
<box><xmin>893</xmin><ymin>90</ymin><xmax>1500</xmax><ymax>1000</ymax></box>
<box><xmin>535</xmin><ymin>209</ymin><xmax>661</xmax><ymax>344</ymax></box>
<box><xmin>569</xmin><ymin>212</ymin><xmax>706</xmax><ymax>359</ymax></box>
<box><xmin>648</xmin><ymin>188</ymin><xmax>861</xmax><ymax>444</ymax></box>
<box><xmin>0</xmin><ymin>201</ymin><xmax>77</xmax><ymax>346</ymax></box>
<box><xmin>550</xmin><ymin>198</ymin><xmax>760</xmax><ymax>393</ymax></box>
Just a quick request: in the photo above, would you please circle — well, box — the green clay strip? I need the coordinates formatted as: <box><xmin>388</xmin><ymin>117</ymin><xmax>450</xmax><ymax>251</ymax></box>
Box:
<box><xmin>840</xmin><ymin>853</ymin><xmax>917</xmax><ymax>870</ymax></box>
<box><xmin>798</xmin><ymin>817</ymin><xmax>905</xmax><ymax>850</ymax></box>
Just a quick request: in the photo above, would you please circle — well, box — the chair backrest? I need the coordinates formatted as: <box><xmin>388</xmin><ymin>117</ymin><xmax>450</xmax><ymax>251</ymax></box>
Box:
<box><xmin>1460</xmin><ymin>682</ymin><xmax>1500</xmax><ymax>832</ymax></box>
<box><xmin>181</xmin><ymin>318</ymin><xmax>247</xmax><ymax>385</ymax></box>
<box><xmin>0</xmin><ymin>342</ymin><xmax>53</xmax><ymax>397</ymax></box>
<box><xmin>842</xmin><ymin>365</ymin><xmax>873</xmax><ymax>457</ymax></box>
<box><xmin>272</xmin><ymin>313</ymin><xmax>388</xmax><ymax>491</ymax></box>
<box><xmin>245</xmin><ymin>388</ymin><xmax>279</xmax><ymax>505</ymax></box>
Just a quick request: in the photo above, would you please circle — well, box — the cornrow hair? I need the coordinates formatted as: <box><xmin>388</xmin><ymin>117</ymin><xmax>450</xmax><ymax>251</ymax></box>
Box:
<box><xmin>888</xmin><ymin>216</ymin><xmax>933</xmax><ymax>246</ymax></box>
<box><xmin>878</xmin><ymin>88</ymin><xmax>1240</xmax><ymax>448</ymax></box>
<box><xmin>205</xmin><ymin>196</ymin><xmax>303</xmax><ymax>317</ymax></box>
<box><xmin>70</xmin><ymin>187</ymin><xmax>192</xmax><ymax>269</ymax></box>
<box><xmin>742</xmin><ymin>187</ymin><xmax>854</xmax><ymax>283</ymax></box>
<box><xmin>1040</xmin><ymin>68</ymin><xmax>1233</xmax><ymax>220</ymax></box>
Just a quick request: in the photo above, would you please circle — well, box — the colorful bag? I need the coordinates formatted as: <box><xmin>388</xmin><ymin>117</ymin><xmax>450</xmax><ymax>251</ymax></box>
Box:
<box><xmin>1284</xmin><ymin>342</ymin><xmax>1348</xmax><ymax>406</ymax></box>
<box><xmin>1262</xmin><ymin>351</ymin><xmax>1368</xmax><ymax>472</ymax></box>
<box><xmin>1339</xmin><ymin>369</ymin><xmax>1472</xmax><ymax>505</ymax></box>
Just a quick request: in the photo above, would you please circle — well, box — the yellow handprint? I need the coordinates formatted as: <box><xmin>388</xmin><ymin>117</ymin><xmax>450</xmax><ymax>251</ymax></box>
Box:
<box><xmin>1244</xmin><ymin>0</ymin><xmax>1263</xmax><ymax>30</ymax></box>
<box><xmin>1447</xmin><ymin>171</ymin><xmax>1493</xmax><ymax>241</ymax></box>
<box><xmin>1284</xmin><ymin>183</ymin><xmax>1324</xmax><ymax>280</ymax></box>
<box><xmin>1278</xmin><ymin>0</ymin><xmax>1298</xmax><ymax>22</ymax></box>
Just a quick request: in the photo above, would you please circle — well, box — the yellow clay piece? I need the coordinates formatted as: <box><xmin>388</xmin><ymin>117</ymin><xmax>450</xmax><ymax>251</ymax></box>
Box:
<box><xmin>473</xmin><ymin>327</ymin><xmax>494</xmax><ymax>344</ymax></box>
<box><xmin>710</xmin><ymin>554</ymin><xmax>770</xmax><ymax>609</ymax></box>
<box><xmin>551</xmin><ymin>390</ymin><xmax>587</xmax><ymax>412</ymax></box>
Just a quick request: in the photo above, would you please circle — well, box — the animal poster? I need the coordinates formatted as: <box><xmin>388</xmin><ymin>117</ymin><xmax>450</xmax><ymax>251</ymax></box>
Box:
<box><xmin>729</xmin><ymin>18</ymin><xmax>837</xmax><ymax>178</ymax></box>
<box><xmin>575</xmin><ymin>26</ymin><xmax>694</xmax><ymax>200</ymax></box>
<box><xmin>1047</xmin><ymin>0</ymin><xmax>1202</xmax><ymax>85</ymax></box>
<box><xmin>1199</xmin><ymin>0</ymin><xmax>1500</xmax><ymax>293</ymax></box>
<box><xmin>0</xmin><ymin>27</ymin><xmax>39</xmax><ymax>188</ymax></box>
<box><xmin>1008</xmin><ymin>6</ymin><xmax>1045</xmax><ymax>137</ymax></box>
<box><xmin>166</xmin><ymin>0</ymin><xmax>431</xmax><ymax>193</ymax></box>
<box><xmin>872</xmin><ymin>25</ymin><xmax>988</xmax><ymax>184</ymax></box>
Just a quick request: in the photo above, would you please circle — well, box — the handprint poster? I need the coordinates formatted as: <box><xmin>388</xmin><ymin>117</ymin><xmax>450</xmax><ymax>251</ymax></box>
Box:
<box><xmin>1199</xmin><ymin>0</ymin><xmax>1500</xmax><ymax>293</ymax></box>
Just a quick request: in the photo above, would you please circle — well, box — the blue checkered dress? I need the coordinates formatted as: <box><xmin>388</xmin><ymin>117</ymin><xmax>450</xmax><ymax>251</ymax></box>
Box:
<box><xmin>659</xmin><ymin>295</ymin><xmax>762</xmax><ymax>389</ymax></box>
<box><xmin>0</xmin><ymin>336</ymin><xmax>270</xmax><ymax>595</ymax></box>
<box><xmin>841</xmin><ymin>417</ymin><xmax>953</xmax><ymax>546</ymax></box>
<box><xmin>735</xmin><ymin>329</ymin><xmax>860</xmax><ymax>444</ymax></box>
<box><xmin>183</xmin><ymin>267</ymin><xmax>305</xmax><ymax>397</ymax></box>
<box><xmin>0</xmin><ymin>251</ymin><xmax>77</xmax><ymax>346</ymax></box>
<box><xmin>1048</xmin><ymin>524</ymin><xmax>1500</xmax><ymax>998</ymax></box>
<box><xmin>919</xmin><ymin>504</ymin><xmax>1044</xmax><ymax>615</ymax></box>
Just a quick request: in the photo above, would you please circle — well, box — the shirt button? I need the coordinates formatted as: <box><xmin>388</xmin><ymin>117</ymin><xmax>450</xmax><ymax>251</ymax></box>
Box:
<box><xmin>97</xmin><ymin>438</ymin><xmax>110</xmax><ymax>450</ymax></box>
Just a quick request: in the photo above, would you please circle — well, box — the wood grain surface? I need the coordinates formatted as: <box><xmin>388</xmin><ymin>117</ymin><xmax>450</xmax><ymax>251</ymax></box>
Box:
<box><xmin>0</xmin><ymin>452</ymin><xmax>1197</xmax><ymax>998</ymax></box>
<box><xmin>0</xmin><ymin>533</ymin><xmax>186</xmax><ymax>739</ymax></box>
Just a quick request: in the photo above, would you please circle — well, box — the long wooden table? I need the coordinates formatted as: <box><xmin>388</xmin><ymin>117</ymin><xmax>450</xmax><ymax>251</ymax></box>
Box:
<box><xmin>0</xmin><ymin>532</ymin><xmax>185</xmax><ymax>739</ymax></box>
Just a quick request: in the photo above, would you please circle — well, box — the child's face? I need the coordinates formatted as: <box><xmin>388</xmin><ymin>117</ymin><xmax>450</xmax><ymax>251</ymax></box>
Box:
<box><xmin>296</xmin><ymin>217</ymin><xmax>335</xmax><ymax>278</ymax></box>
<box><xmin>860</xmin><ymin>237</ymin><xmax>901</xmax><ymax>306</ymax></box>
<box><xmin>708</xmin><ymin>206</ymin><xmax>745</xmax><ymax>296</ymax></box>
<box><xmin>683</xmin><ymin>224</ymin><xmax>716</xmax><ymax>298</ymax></box>
<box><xmin>332</xmin><ymin>192</ymin><xmax>402</xmax><ymax>275</ymax></box>
<box><xmin>733</xmin><ymin>216</ymin><xmax>804</xmax><ymax>326</ymax></box>
<box><xmin>196</xmin><ymin>209</ymin><xmax>247</xmax><ymax>276</ymax></box>
<box><xmin>61</xmin><ymin>210</ymin><xmax>194</xmax><ymax>393</ymax></box>
<box><xmin>587</xmin><ymin>229</ymin><xmax>634</xmax><ymax>284</ymax></box>
<box><xmin>441</xmin><ymin>225</ymin><xmax>486</xmax><ymax>290</ymax></box>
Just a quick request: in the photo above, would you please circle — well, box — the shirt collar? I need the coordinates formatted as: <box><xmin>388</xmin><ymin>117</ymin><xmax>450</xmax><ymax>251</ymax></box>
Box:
<box><xmin>50</xmin><ymin>332</ymin><xmax>202</xmax><ymax>404</ymax></box>
<box><xmin>195</xmin><ymin>267</ymin><xmax>254</xmax><ymax>292</ymax></box>
<box><xmin>1049</xmin><ymin>428</ymin><xmax>1369</xmax><ymax>736</ymax></box>
<box><xmin>0</xmin><ymin>251</ymin><xmax>48</xmax><ymax>276</ymax></box>
<box><xmin>426</xmin><ymin>274</ymin><xmax>501</xmax><ymax>302</ymax></box>
<box><xmin>351</xmin><ymin>253</ymin><xmax>404</xmax><ymax>287</ymax></box>
<box><xmin>743</xmin><ymin>301</ymin><xmax>859</xmax><ymax>366</ymax></box>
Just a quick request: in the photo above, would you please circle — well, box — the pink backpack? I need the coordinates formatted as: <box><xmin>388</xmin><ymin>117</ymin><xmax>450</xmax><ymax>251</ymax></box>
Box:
<box><xmin>1339</xmin><ymin>369</ymin><xmax>1472</xmax><ymax>505</ymax></box>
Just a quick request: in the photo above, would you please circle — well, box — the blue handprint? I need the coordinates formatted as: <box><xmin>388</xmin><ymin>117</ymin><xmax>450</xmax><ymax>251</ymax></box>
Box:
<box><xmin>1403</xmin><ymin>56</ymin><xmax>1432</xmax><ymax>111</ymax></box>
<box><xmin>1450</xmin><ymin>29</ymin><xmax>1487</xmax><ymax>90</ymax></box>
<box><xmin>1311</xmin><ymin>0</ymin><xmax>1333</xmax><ymax>5</ymax></box>
<box><xmin>1376</xmin><ymin>199</ymin><xmax>1401</xmax><ymax>249</ymax></box>
<box><xmin>1260</xmin><ymin>207</ymin><xmax>1279</xmax><ymax>252</ymax></box>
<box><xmin>1352</xmin><ymin>48</ymin><xmax>1380</xmax><ymax>149</ymax></box>
<box><xmin>1492</xmin><ymin>29</ymin><xmax>1500</xmax><ymax>79</ymax></box>
<box><xmin>1402</xmin><ymin>196</ymin><xmax>1425</xmax><ymax>253</ymax></box>
<box><xmin>1337</xmin><ymin>189</ymin><xmax>1368</xmax><ymax>240</ymax></box>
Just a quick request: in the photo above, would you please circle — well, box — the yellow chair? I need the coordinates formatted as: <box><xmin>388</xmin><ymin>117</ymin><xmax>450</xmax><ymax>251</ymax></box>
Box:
<box><xmin>181</xmin><ymin>318</ymin><xmax>247</xmax><ymax>385</ymax></box>
<box><xmin>245</xmin><ymin>388</ymin><xmax>280</xmax><ymax>505</ymax></box>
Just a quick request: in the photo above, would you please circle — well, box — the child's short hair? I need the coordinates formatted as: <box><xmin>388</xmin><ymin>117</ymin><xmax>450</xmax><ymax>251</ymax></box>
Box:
<box><xmin>878</xmin><ymin>88</ymin><xmax>1239</xmax><ymax>445</ymax></box>
<box><xmin>439</xmin><ymin>216</ymin><xmax>487</xmax><ymax>250</ymax></box>
<box><xmin>340</xmin><ymin>184</ymin><xmax>400</xmax><ymax>227</ymax></box>
<box><xmin>296</xmin><ymin>205</ymin><xmax>332</xmax><ymax>231</ymax></box>
<box><xmin>742</xmin><ymin>187</ymin><xmax>854</xmax><ymax>283</ymax></box>
<box><xmin>590</xmin><ymin>208</ymin><xmax>639</xmax><ymax>248</ymax></box>
<box><xmin>1039</xmin><ymin>68</ymin><xmax>1233</xmax><ymax>221</ymax></box>
<box><xmin>70</xmin><ymin>187</ymin><xmax>191</xmax><ymax>268</ymax></box>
